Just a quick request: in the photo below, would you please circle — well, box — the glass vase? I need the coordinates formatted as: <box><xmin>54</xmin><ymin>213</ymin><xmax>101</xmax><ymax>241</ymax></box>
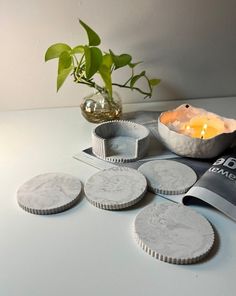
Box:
<box><xmin>80</xmin><ymin>91</ymin><xmax>122</xmax><ymax>123</ymax></box>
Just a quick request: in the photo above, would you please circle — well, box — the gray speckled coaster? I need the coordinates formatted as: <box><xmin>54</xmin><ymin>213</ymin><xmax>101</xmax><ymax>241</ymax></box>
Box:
<box><xmin>138</xmin><ymin>160</ymin><xmax>197</xmax><ymax>195</ymax></box>
<box><xmin>134</xmin><ymin>203</ymin><xmax>215</xmax><ymax>264</ymax></box>
<box><xmin>84</xmin><ymin>167</ymin><xmax>147</xmax><ymax>210</ymax></box>
<box><xmin>17</xmin><ymin>173</ymin><xmax>82</xmax><ymax>215</ymax></box>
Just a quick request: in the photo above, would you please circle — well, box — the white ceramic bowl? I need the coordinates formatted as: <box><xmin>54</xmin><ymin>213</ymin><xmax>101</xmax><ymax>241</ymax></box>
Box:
<box><xmin>157</xmin><ymin>104</ymin><xmax>236</xmax><ymax>158</ymax></box>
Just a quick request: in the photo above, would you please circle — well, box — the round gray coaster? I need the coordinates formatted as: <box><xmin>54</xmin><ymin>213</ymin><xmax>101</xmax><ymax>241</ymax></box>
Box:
<box><xmin>17</xmin><ymin>173</ymin><xmax>82</xmax><ymax>215</ymax></box>
<box><xmin>134</xmin><ymin>203</ymin><xmax>215</xmax><ymax>264</ymax></box>
<box><xmin>84</xmin><ymin>167</ymin><xmax>147</xmax><ymax>210</ymax></box>
<box><xmin>138</xmin><ymin>160</ymin><xmax>197</xmax><ymax>194</ymax></box>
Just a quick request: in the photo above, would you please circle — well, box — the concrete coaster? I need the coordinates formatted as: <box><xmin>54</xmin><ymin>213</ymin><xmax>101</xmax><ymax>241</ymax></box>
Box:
<box><xmin>84</xmin><ymin>167</ymin><xmax>147</xmax><ymax>210</ymax></box>
<box><xmin>138</xmin><ymin>160</ymin><xmax>197</xmax><ymax>195</ymax></box>
<box><xmin>134</xmin><ymin>203</ymin><xmax>215</xmax><ymax>264</ymax></box>
<box><xmin>17</xmin><ymin>173</ymin><xmax>82</xmax><ymax>215</ymax></box>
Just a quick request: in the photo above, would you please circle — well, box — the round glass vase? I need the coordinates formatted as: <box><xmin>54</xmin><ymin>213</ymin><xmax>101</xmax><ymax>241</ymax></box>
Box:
<box><xmin>80</xmin><ymin>91</ymin><xmax>122</xmax><ymax>123</ymax></box>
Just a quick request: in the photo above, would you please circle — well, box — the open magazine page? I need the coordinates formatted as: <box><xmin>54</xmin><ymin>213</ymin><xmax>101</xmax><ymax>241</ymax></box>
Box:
<box><xmin>185</xmin><ymin>150</ymin><xmax>236</xmax><ymax>221</ymax></box>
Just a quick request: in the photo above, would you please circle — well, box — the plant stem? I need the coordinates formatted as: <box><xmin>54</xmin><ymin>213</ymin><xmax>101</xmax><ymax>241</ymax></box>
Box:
<box><xmin>73</xmin><ymin>55</ymin><xmax>79</xmax><ymax>65</ymax></box>
<box><xmin>123</xmin><ymin>77</ymin><xmax>132</xmax><ymax>86</ymax></box>
<box><xmin>75</xmin><ymin>79</ymin><xmax>105</xmax><ymax>93</ymax></box>
<box><xmin>144</xmin><ymin>74</ymin><xmax>152</xmax><ymax>95</ymax></box>
<box><xmin>112</xmin><ymin>83</ymin><xmax>151</xmax><ymax>97</ymax></box>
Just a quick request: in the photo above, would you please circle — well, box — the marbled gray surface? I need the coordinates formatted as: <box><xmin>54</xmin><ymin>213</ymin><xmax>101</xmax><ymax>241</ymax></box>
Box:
<box><xmin>84</xmin><ymin>167</ymin><xmax>147</xmax><ymax>210</ymax></box>
<box><xmin>134</xmin><ymin>203</ymin><xmax>215</xmax><ymax>264</ymax></box>
<box><xmin>17</xmin><ymin>173</ymin><xmax>82</xmax><ymax>214</ymax></box>
<box><xmin>138</xmin><ymin>160</ymin><xmax>197</xmax><ymax>194</ymax></box>
<box><xmin>106</xmin><ymin>136</ymin><xmax>136</xmax><ymax>159</ymax></box>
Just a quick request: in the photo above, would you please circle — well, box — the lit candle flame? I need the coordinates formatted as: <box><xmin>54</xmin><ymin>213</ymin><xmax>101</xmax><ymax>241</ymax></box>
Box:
<box><xmin>200</xmin><ymin>130</ymin><xmax>205</xmax><ymax>139</ymax></box>
<box><xmin>203</xmin><ymin>123</ymin><xmax>208</xmax><ymax>130</ymax></box>
<box><xmin>200</xmin><ymin>123</ymin><xmax>208</xmax><ymax>139</ymax></box>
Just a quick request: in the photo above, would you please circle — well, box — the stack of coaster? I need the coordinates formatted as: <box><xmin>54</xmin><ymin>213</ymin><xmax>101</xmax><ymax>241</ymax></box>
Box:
<box><xmin>134</xmin><ymin>203</ymin><xmax>215</xmax><ymax>264</ymax></box>
<box><xmin>138</xmin><ymin>160</ymin><xmax>197</xmax><ymax>195</ymax></box>
<box><xmin>17</xmin><ymin>173</ymin><xmax>82</xmax><ymax>215</ymax></box>
<box><xmin>84</xmin><ymin>167</ymin><xmax>147</xmax><ymax>210</ymax></box>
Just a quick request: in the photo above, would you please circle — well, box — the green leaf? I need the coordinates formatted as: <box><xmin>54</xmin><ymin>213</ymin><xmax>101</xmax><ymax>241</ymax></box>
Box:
<box><xmin>99</xmin><ymin>65</ymin><xmax>112</xmax><ymax>97</ymax></box>
<box><xmin>57</xmin><ymin>65</ymin><xmax>73</xmax><ymax>91</ymax></box>
<box><xmin>149</xmin><ymin>78</ymin><xmax>161</xmax><ymax>86</ymax></box>
<box><xmin>84</xmin><ymin>46</ymin><xmax>103</xmax><ymax>79</ymax></box>
<box><xmin>109</xmin><ymin>50</ymin><xmax>132</xmax><ymax>70</ymax></box>
<box><xmin>84</xmin><ymin>46</ymin><xmax>91</xmax><ymax>77</ymax></box>
<box><xmin>71</xmin><ymin>45</ymin><xmax>84</xmax><ymax>54</ymax></box>
<box><xmin>45</xmin><ymin>43</ymin><xmax>71</xmax><ymax>61</ymax></box>
<box><xmin>79</xmin><ymin>20</ymin><xmax>101</xmax><ymax>46</ymax></box>
<box><xmin>128</xmin><ymin>61</ymin><xmax>142</xmax><ymax>68</ymax></box>
<box><xmin>101</xmin><ymin>53</ymin><xmax>113</xmax><ymax>69</ymax></box>
<box><xmin>58</xmin><ymin>51</ymin><xmax>72</xmax><ymax>74</ymax></box>
<box><xmin>98</xmin><ymin>54</ymin><xmax>113</xmax><ymax>96</ymax></box>
<box><xmin>130</xmin><ymin>71</ymin><xmax>146</xmax><ymax>88</ymax></box>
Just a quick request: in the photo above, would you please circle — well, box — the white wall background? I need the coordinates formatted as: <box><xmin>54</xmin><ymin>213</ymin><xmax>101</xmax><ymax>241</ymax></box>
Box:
<box><xmin>0</xmin><ymin>0</ymin><xmax>236</xmax><ymax>110</ymax></box>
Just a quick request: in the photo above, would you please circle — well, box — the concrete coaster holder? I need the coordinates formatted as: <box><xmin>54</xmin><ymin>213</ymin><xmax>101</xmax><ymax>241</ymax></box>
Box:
<box><xmin>92</xmin><ymin>120</ymin><xmax>150</xmax><ymax>163</ymax></box>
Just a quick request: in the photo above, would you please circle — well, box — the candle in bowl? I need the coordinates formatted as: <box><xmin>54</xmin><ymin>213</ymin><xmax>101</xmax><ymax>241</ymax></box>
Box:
<box><xmin>181</xmin><ymin>115</ymin><xmax>225</xmax><ymax>139</ymax></box>
<box><xmin>157</xmin><ymin>104</ymin><xmax>236</xmax><ymax>158</ymax></box>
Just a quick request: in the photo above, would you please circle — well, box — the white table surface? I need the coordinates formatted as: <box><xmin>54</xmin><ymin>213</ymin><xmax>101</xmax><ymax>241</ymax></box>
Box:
<box><xmin>1</xmin><ymin>97</ymin><xmax>236</xmax><ymax>296</ymax></box>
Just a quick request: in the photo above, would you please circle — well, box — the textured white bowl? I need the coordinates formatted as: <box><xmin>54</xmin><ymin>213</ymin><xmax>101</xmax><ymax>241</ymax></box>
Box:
<box><xmin>92</xmin><ymin>120</ymin><xmax>150</xmax><ymax>163</ymax></box>
<box><xmin>157</xmin><ymin>104</ymin><xmax>236</xmax><ymax>158</ymax></box>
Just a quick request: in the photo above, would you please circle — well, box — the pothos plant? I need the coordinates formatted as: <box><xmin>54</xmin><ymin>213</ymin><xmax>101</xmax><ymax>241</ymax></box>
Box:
<box><xmin>45</xmin><ymin>20</ymin><xmax>160</xmax><ymax>101</ymax></box>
